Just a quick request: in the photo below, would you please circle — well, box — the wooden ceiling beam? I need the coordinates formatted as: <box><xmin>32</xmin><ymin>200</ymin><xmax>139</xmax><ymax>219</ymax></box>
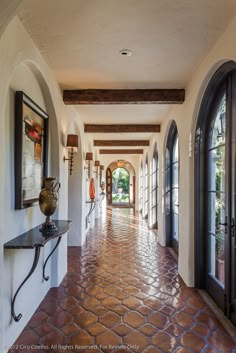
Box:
<box><xmin>99</xmin><ymin>149</ymin><xmax>143</xmax><ymax>154</ymax></box>
<box><xmin>85</xmin><ymin>124</ymin><xmax>160</xmax><ymax>133</ymax></box>
<box><xmin>63</xmin><ymin>89</ymin><xmax>185</xmax><ymax>104</ymax></box>
<box><xmin>94</xmin><ymin>140</ymin><xmax>150</xmax><ymax>146</ymax></box>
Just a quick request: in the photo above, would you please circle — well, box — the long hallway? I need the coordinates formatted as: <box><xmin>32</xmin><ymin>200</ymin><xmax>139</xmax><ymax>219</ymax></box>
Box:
<box><xmin>9</xmin><ymin>209</ymin><xmax>236</xmax><ymax>353</ymax></box>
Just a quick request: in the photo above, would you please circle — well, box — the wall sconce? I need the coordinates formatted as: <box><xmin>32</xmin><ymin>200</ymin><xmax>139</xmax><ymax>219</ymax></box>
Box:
<box><xmin>63</xmin><ymin>134</ymin><xmax>78</xmax><ymax>175</ymax></box>
<box><xmin>84</xmin><ymin>152</ymin><xmax>93</xmax><ymax>179</ymax></box>
<box><xmin>94</xmin><ymin>160</ymin><xmax>100</xmax><ymax>177</ymax></box>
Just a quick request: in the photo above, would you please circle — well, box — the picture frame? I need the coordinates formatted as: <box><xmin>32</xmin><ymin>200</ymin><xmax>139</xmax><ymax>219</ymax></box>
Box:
<box><xmin>15</xmin><ymin>91</ymin><xmax>48</xmax><ymax>209</ymax></box>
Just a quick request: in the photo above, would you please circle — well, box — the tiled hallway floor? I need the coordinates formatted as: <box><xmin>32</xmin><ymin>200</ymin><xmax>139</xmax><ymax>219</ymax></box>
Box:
<box><xmin>9</xmin><ymin>209</ymin><xmax>236</xmax><ymax>353</ymax></box>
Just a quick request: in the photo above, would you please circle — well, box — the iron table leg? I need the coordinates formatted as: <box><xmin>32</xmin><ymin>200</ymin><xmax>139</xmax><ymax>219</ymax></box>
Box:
<box><xmin>43</xmin><ymin>236</ymin><xmax>62</xmax><ymax>281</ymax></box>
<box><xmin>86</xmin><ymin>201</ymin><xmax>96</xmax><ymax>224</ymax></box>
<box><xmin>11</xmin><ymin>246</ymin><xmax>41</xmax><ymax>322</ymax></box>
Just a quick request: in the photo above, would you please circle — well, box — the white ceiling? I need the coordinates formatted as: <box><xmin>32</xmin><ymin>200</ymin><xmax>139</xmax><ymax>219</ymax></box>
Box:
<box><xmin>18</xmin><ymin>0</ymin><xmax>236</xmax><ymax>143</ymax></box>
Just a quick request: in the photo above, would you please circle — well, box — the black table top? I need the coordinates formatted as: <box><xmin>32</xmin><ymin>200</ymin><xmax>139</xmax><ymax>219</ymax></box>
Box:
<box><xmin>4</xmin><ymin>220</ymin><xmax>71</xmax><ymax>249</ymax></box>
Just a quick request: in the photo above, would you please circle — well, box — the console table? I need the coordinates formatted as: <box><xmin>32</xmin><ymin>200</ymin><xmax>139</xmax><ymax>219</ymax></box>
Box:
<box><xmin>4</xmin><ymin>220</ymin><xmax>71</xmax><ymax>322</ymax></box>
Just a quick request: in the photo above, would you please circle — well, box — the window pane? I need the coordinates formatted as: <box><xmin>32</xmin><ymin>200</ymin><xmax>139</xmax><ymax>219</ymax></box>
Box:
<box><xmin>173</xmin><ymin>136</ymin><xmax>179</xmax><ymax>163</ymax></box>
<box><xmin>165</xmin><ymin>166</ymin><xmax>170</xmax><ymax>192</ymax></box>
<box><xmin>208</xmin><ymin>191</ymin><xmax>225</xmax><ymax>235</ymax></box>
<box><xmin>209</xmin><ymin>93</ymin><xmax>226</xmax><ymax>149</ymax></box>
<box><xmin>172</xmin><ymin>213</ymin><xmax>179</xmax><ymax>241</ymax></box>
<box><xmin>208</xmin><ymin>146</ymin><xmax>225</xmax><ymax>192</ymax></box>
<box><xmin>172</xmin><ymin>162</ymin><xmax>179</xmax><ymax>188</ymax></box>
<box><xmin>208</xmin><ymin>232</ymin><xmax>225</xmax><ymax>286</ymax></box>
<box><xmin>166</xmin><ymin>147</ymin><xmax>170</xmax><ymax>168</ymax></box>
<box><xmin>165</xmin><ymin>191</ymin><xmax>170</xmax><ymax>215</ymax></box>
<box><xmin>172</xmin><ymin>188</ymin><xmax>179</xmax><ymax>215</ymax></box>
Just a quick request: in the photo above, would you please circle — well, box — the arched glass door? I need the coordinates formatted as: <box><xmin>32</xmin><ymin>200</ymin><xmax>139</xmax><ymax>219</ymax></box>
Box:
<box><xmin>195</xmin><ymin>62</ymin><xmax>236</xmax><ymax>324</ymax></box>
<box><xmin>144</xmin><ymin>155</ymin><xmax>149</xmax><ymax>219</ymax></box>
<box><xmin>165</xmin><ymin>122</ymin><xmax>179</xmax><ymax>253</ymax></box>
<box><xmin>140</xmin><ymin>162</ymin><xmax>143</xmax><ymax>213</ymax></box>
<box><xmin>172</xmin><ymin>134</ymin><xmax>179</xmax><ymax>250</ymax></box>
<box><xmin>207</xmin><ymin>91</ymin><xmax>226</xmax><ymax>291</ymax></box>
<box><xmin>151</xmin><ymin>146</ymin><xmax>158</xmax><ymax>229</ymax></box>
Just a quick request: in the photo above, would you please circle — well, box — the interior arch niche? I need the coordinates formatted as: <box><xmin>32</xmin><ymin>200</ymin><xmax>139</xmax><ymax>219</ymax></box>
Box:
<box><xmin>106</xmin><ymin>160</ymin><xmax>135</xmax><ymax>208</ymax></box>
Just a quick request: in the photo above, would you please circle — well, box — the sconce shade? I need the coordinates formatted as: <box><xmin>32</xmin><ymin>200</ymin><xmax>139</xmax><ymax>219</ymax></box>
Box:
<box><xmin>100</xmin><ymin>165</ymin><xmax>104</xmax><ymax>170</ymax></box>
<box><xmin>86</xmin><ymin>152</ymin><xmax>93</xmax><ymax>161</ymax></box>
<box><xmin>94</xmin><ymin>160</ymin><xmax>100</xmax><ymax>167</ymax></box>
<box><xmin>66</xmin><ymin>134</ymin><xmax>78</xmax><ymax>148</ymax></box>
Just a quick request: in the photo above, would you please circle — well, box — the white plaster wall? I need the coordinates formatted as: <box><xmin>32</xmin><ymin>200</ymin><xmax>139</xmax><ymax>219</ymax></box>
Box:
<box><xmin>66</xmin><ymin>114</ymin><xmax>89</xmax><ymax>246</ymax></box>
<box><xmin>0</xmin><ymin>17</ymin><xmax>89</xmax><ymax>352</ymax></box>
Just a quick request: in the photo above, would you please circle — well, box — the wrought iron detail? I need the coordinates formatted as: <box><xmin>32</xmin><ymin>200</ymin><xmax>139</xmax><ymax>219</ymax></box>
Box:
<box><xmin>43</xmin><ymin>236</ymin><xmax>62</xmax><ymax>281</ymax></box>
<box><xmin>99</xmin><ymin>192</ymin><xmax>106</xmax><ymax>207</ymax></box>
<box><xmin>11</xmin><ymin>246</ymin><xmax>41</xmax><ymax>322</ymax></box>
<box><xmin>86</xmin><ymin>200</ymin><xmax>96</xmax><ymax>224</ymax></box>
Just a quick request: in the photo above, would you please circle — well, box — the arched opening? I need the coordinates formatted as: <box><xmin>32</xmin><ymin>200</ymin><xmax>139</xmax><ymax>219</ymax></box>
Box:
<box><xmin>165</xmin><ymin>121</ymin><xmax>179</xmax><ymax>253</ymax></box>
<box><xmin>139</xmin><ymin>162</ymin><xmax>143</xmax><ymax>213</ymax></box>
<box><xmin>143</xmin><ymin>154</ymin><xmax>149</xmax><ymax>219</ymax></box>
<box><xmin>195</xmin><ymin>61</ymin><xmax>236</xmax><ymax>323</ymax></box>
<box><xmin>106</xmin><ymin>160</ymin><xmax>135</xmax><ymax>208</ymax></box>
<box><xmin>112</xmin><ymin>167</ymin><xmax>130</xmax><ymax>205</ymax></box>
<box><xmin>151</xmin><ymin>143</ymin><xmax>158</xmax><ymax>229</ymax></box>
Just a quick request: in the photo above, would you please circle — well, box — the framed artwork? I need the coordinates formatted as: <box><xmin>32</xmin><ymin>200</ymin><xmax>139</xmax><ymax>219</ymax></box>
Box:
<box><xmin>15</xmin><ymin>91</ymin><xmax>48</xmax><ymax>209</ymax></box>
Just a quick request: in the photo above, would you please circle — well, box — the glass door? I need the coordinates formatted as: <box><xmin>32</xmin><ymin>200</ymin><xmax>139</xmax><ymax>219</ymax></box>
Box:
<box><xmin>195</xmin><ymin>63</ymin><xmax>236</xmax><ymax>324</ymax></box>
<box><xmin>172</xmin><ymin>135</ymin><xmax>179</xmax><ymax>252</ymax></box>
<box><xmin>206</xmin><ymin>90</ymin><xmax>226</xmax><ymax>310</ymax></box>
<box><xmin>165</xmin><ymin>121</ymin><xmax>179</xmax><ymax>253</ymax></box>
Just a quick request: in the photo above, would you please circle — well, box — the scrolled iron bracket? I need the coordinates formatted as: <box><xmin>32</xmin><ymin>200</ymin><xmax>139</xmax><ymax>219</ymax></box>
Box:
<box><xmin>86</xmin><ymin>200</ymin><xmax>96</xmax><ymax>224</ymax></box>
<box><xmin>43</xmin><ymin>236</ymin><xmax>62</xmax><ymax>281</ymax></box>
<box><xmin>99</xmin><ymin>192</ymin><xmax>106</xmax><ymax>207</ymax></box>
<box><xmin>11</xmin><ymin>246</ymin><xmax>41</xmax><ymax>322</ymax></box>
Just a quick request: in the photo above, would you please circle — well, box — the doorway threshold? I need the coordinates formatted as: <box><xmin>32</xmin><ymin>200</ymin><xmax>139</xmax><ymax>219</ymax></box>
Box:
<box><xmin>198</xmin><ymin>289</ymin><xmax>236</xmax><ymax>342</ymax></box>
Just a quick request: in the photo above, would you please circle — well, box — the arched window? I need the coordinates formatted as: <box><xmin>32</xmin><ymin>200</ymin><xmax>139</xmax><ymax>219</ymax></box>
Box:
<box><xmin>195</xmin><ymin>62</ymin><xmax>236</xmax><ymax>321</ymax></box>
<box><xmin>139</xmin><ymin>162</ymin><xmax>143</xmax><ymax>212</ymax></box>
<box><xmin>144</xmin><ymin>155</ymin><xmax>149</xmax><ymax>219</ymax></box>
<box><xmin>165</xmin><ymin>121</ymin><xmax>179</xmax><ymax>253</ymax></box>
<box><xmin>151</xmin><ymin>144</ymin><xmax>158</xmax><ymax>229</ymax></box>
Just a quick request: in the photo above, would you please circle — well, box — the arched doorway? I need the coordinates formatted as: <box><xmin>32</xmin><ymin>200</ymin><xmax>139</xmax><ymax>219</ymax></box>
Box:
<box><xmin>195</xmin><ymin>61</ymin><xmax>236</xmax><ymax>323</ymax></box>
<box><xmin>106</xmin><ymin>161</ymin><xmax>135</xmax><ymax>208</ymax></box>
<box><xmin>143</xmin><ymin>154</ymin><xmax>149</xmax><ymax>219</ymax></box>
<box><xmin>140</xmin><ymin>162</ymin><xmax>143</xmax><ymax>213</ymax></box>
<box><xmin>112</xmin><ymin>167</ymin><xmax>130</xmax><ymax>205</ymax></box>
<box><xmin>165</xmin><ymin>121</ymin><xmax>179</xmax><ymax>253</ymax></box>
<box><xmin>151</xmin><ymin>143</ymin><xmax>158</xmax><ymax>229</ymax></box>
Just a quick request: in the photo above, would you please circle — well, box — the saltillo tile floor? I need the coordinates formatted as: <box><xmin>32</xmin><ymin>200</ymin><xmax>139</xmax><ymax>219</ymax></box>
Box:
<box><xmin>8</xmin><ymin>209</ymin><xmax>236</xmax><ymax>353</ymax></box>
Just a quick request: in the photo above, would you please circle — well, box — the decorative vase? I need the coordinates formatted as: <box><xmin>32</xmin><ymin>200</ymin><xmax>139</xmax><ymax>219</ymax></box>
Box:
<box><xmin>39</xmin><ymin>177</ymin><xmax>60</xmax><ymax>232</ymax></box>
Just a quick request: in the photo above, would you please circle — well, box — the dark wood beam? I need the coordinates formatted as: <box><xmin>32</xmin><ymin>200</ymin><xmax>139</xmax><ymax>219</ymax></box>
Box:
<box><xmin>85</xmin><ymin>124</ymin><xmax>160</xmax><ymax>133</ymax></box>
<box><xmin>63</xmin><ymin>89</ymin><xmax>185</xmax><ymax>104</ymax></box>
<box><xmin>94</xmin><ymin>140</ymin><xmax>150</xmax><ymax>147</ymax></box>
<box><xmin>99</xmin><ymin>149</ymin><xmax>143</xmax><ymax>154</ymax></box>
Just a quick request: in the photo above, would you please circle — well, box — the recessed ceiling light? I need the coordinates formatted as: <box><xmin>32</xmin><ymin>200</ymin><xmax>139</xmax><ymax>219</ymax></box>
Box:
<box><xmin>120</xmin><ymin>49</ymin><xmax>132</xmax><ymax>56</ymax></box>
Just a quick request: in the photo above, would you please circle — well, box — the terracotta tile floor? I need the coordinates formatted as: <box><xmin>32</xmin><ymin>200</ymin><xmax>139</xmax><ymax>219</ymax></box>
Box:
<box><xmin>9</xmin><ymin>209</ymin><xmax>236</xmax><ymax>353</ymax></box>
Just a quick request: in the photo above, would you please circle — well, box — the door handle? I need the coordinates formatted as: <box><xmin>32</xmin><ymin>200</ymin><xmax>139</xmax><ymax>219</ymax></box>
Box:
<box><xmin>219</xmin><ymin>222</ymin><xmax>228</xmax><ymax>226</ymax></box>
